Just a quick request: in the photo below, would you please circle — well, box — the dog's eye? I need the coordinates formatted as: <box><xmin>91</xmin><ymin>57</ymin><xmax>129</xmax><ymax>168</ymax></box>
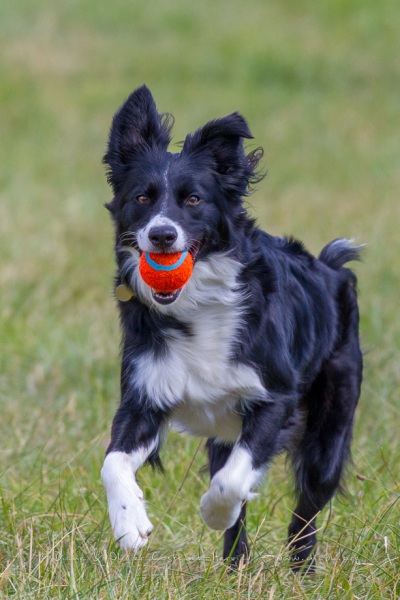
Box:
<box><xmin>136</xmin><ymin>194</ymin><xmax>150</xmax><ymax>205</ymax></box>
<box><xmin>186</xmin><ymin>195</ymin><xmax>201</xmax><ymax>206</ymax></box>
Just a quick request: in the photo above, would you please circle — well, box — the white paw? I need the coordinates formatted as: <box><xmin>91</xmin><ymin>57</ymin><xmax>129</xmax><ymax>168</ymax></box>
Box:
<box><xmin>109</xmin><ymin>492</ymin><xmax>153</xmax><ymax>552</ymax></box>
<box><xmin>101</xmin><ymin>451</ymin><xmax>153</xmax><ymax>552</ymax></box>
<box><xmin>200</xmin><ymin>484</ymin><xmax>242</xmax><ymax>531</ymax></box>
<box><xmin>200</xmin><ymin>447</ymin><xmax>263</xmax><ymax>531</ymax></box>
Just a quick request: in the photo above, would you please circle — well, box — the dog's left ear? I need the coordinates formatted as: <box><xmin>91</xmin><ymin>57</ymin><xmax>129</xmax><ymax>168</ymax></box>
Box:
<box><xmin>182</xmin><ymin>113</ymin><xmax>263</xmax><ymax>198</ymax></box>
<box><xmin>103</xmin><ymin>85</ymin><xmax>173</xmax><ymax>192</ymax></box>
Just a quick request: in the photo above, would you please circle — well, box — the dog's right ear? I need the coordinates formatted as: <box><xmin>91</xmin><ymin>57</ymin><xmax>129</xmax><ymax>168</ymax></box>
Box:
<box><xmin>103</xmin><ymin>85</ymin><xmax>173</xmax><ymax>191</ymax></box>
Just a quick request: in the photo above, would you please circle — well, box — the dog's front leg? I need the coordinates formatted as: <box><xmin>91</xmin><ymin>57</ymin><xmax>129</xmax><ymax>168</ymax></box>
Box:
<box><xmin>101</xmin><ymin>401</ymin><xmax>166</xmax><ymax>552</ymax></box>
<box><xmin>200</xmin><ymin>400</ymin><xmax>287</xmax><ymax>531</ymax></box>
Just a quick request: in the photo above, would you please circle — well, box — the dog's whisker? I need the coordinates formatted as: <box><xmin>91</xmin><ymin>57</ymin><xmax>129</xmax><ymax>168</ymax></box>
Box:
<box><xmin>119</xmin><ymin>231</ymin><xmax>137</xmax><ymax>245</ymax></box>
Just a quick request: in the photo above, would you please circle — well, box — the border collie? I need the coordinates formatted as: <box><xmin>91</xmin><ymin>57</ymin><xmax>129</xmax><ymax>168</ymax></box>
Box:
<box><xmin>101</xmin><ymin>85</ymin><xmax>363</xmax><ymax>570</ymax></box>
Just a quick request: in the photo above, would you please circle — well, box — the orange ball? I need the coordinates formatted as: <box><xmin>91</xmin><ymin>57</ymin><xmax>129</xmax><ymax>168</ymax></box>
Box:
<box><xmin>139</xmin><ymin>251</ymin><xmax>194</xmax><ymax>293</ymax></box>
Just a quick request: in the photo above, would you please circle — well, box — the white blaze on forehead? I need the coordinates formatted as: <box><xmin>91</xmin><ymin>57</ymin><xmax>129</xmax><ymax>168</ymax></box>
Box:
<box><xmin>136</xmin><ymin>214</ymin><xmax>186</xmax><ymax>253</ymax></box>
<box><xmin>162</xmin><ymin>163</ymin><xmax>170</xmax><ymax>205</ymax></box>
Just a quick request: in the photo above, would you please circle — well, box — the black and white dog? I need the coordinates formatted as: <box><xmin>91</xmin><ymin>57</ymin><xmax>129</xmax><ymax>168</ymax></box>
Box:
<box><xmin>101</xmin><ymin>85</ymin><xmax>362</xmax><ymax>569</ymax></box>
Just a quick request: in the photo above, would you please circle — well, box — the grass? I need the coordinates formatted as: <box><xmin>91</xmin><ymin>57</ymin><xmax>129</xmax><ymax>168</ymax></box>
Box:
<box><xmin>0</xmin><ymin>0</ymin><xmax>399</xmax><ymax>597</ymax></box>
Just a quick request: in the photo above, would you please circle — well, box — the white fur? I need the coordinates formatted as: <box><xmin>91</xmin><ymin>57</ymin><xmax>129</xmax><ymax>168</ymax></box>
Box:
<box><xmin>101</xmin><ymin>447</ymin><xmax>157</xmax><ymax>551</ymax></box>
<box><xmin>131</xmin><ymin>254</ymin><xmax>267</xmax><ymax>440</ymax></box>
<box><xmin>136</xmin><ymin>214</ymin><xmax>186</xmax><ymax>253</ymax></box>
<box><xmin>200</xmin><ymin>445</ymin><xmax>264</xmax><ymax>530</ymax></box>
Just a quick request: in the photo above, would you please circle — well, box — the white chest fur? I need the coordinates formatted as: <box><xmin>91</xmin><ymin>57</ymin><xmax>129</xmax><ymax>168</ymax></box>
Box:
<box><xmin>132</xmin><ymin>255</ymin><xmax>266</xmax><ymax>442</ymax></box>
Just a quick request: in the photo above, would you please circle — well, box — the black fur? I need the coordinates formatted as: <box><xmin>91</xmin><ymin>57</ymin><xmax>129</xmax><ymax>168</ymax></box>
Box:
<box><xmin>102</xmin><ymin>85</ymin><xmax>363</xmax><ymax>570</ymax></box>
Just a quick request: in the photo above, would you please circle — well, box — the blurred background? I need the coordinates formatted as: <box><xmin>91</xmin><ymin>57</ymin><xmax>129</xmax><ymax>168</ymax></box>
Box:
<box><xmin>0</xmin><ymin>0</ymin><xmax>399</xmax><ymax>595</ymax></box>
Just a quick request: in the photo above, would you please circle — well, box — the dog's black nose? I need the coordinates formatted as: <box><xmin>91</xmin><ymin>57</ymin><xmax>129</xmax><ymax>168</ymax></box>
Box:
<box><xmin>148</xmin><ymin>225</ymin><xmax>178</xmax><ymax>249</ymax></box>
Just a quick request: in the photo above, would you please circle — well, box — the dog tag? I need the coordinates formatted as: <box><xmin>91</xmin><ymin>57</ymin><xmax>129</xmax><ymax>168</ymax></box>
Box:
<box><xmin>116</xmin><ymin>284</ymin><xmax>134</xmax><ymax>302</ymax></box>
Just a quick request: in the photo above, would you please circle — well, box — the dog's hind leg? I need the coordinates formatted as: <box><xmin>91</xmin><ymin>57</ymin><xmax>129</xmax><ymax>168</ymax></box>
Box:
<box><xmin>288</xmin><ymin>288</ymin><xmax>362</xmax><ymax>572</ymax></box>
<box><xmin>206</xmin><ymin>439</ymin><xmax>249</xmax><ymax>564</ymax></box>
<box><xmin>288</xmin><ymin>375</ymin><xmax>358</xmax><ymax>571</ymax></box>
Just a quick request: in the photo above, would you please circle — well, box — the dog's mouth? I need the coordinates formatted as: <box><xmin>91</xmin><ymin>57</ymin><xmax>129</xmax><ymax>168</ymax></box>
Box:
<box><xmin>151</xmin><ymin>289</ymin><xmax>182</xmax><ymax>305</ymax></box>
<box><xmin>149</xmin><ymin>241</ymin><xmax>202</xmax><ymax>306</ymax></box>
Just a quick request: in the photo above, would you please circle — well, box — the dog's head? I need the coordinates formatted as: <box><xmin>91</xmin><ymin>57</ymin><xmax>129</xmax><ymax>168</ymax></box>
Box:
<box><xmin>104</xmin><ymin>85</ymin><xmax>263</xmax><ymax>307</ymax></box>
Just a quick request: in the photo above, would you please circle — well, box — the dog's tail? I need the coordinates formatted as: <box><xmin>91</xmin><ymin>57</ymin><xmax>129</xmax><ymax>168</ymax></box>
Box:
<box><xmin>319</xmin><ymin>238</ymin><xmax>364</xmax><ymax>270</ymax></box>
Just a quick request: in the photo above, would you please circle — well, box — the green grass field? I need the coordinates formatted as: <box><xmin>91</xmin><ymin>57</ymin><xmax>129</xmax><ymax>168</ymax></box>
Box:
<box><xmin>1</xmin><ymin>0</ymin><xmax>399</xmax><ymax>597</ymax></box>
